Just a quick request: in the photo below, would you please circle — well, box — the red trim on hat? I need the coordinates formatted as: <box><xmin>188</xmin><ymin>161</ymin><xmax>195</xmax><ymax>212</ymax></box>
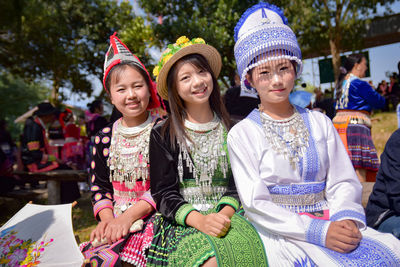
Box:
<box><xmin>104</xmin><ymin>33</ymin><xmax>162</xmax><ymax>110</ymax></box>
<box><xmin>103</xmin><ymin>59</ymin><xmax>121</xmax><ymax>90</ymax></box>
<box><xmin>110</xmin><ymin>32</ymin><xmax>119</xmax><ymax>55</ymax></box>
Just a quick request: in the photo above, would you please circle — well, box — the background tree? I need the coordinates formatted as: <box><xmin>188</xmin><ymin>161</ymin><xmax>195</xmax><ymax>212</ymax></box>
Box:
<box><xmin>272</xmin><ymin>0</ymin><xmax>394</xmax><ymax>82</ymax></box>
<box><xmin>138</xmin><ymin>0</ymin><xmax>259</xmax><ymax>89</ymax></box>
<box><xmin>0</xmin><ymin>72</ymin><xmax>49</xmax><ymax>139</ymax></box>
<box><xmin>0</xmin><ymin>0</ymin><xmax>152</xmax><ymax>104</ymax></box>
<box><xmin>139</xmin><ymin>0</ymin><xmax>394</xmax><ymax>87</ymax></box>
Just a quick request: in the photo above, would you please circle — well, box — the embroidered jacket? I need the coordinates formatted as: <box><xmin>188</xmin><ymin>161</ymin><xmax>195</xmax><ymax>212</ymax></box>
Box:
<box><xmin>89</xmin><ymin>122</ymin><xmax>156</xmax><ymax>220</ymax></box>
<box><xmin>21</xmin><ymin>116</ymin><xmax>58</xmax><ymax>172</ymax></box>
<box><xmin>337</xmin><ymin>78</ymin><xmax>385</xmax><ymax>112</ymax></box>
<box><xmin>149</xmin><ymin>120</ymin><xmax>240</xmax><ymax>226</ymax></box>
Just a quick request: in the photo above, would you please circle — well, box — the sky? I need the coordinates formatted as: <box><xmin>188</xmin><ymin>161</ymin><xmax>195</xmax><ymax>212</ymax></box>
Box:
<box><xmin>301</xmin><ymin>42</ymin><xmax>400</xmax><ymax>91</ymax></box>
<box><xmin>64</xmin><ymin>1</ymin><xmax>400</xmax><ymax>109</ymax></box>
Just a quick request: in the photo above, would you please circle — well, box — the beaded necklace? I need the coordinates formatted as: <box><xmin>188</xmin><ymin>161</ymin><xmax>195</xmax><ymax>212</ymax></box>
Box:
<box><xmin>259</xmin><ymin>106</ymin><xmax>309</xmax><ymax>168</ymax></box>
<box><xmin>177</xmin><ymin>114</ymin><xmax>228</xmax><ymax>195</ymax></box>
<box><xmin>336</xmin><ymin>73</ymin><xmax>357</xmax><ymax>109</ymax></box>
<box><xmin>108</xmin><ymin>114</ymin><xmax>153</xmax><ymax>189</ymax></box>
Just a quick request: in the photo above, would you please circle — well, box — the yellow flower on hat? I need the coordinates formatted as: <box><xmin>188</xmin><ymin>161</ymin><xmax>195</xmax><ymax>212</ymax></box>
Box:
<box><xmin>163</xmin><ymin>54</ymin><xmax>173</xmax><ymax>64</ymax></box>
<box><xmin>194</xmin><ymin>38</ymin><xmax>206</xmax><ymax>44</ymax></box>
<box><xmin>153</xmin><ymin>65</ymin><xmax>160</xmax><ymax>77</ymax></box>
<box><xmin>176</xmin><ymin>36</ymin><xmax>190</xmax><ymax>45</ymax></box>
<box><xmin>181</xmin><ymin>42</ymin><xmax>193</xmax><ymax>48</ymax></box>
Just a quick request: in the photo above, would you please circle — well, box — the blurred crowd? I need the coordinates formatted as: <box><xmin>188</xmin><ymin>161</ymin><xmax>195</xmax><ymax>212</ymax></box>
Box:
<box><xmin>0</xmin><ymin>99</ymin><xmax>109</xmax><ymax>200</ymax></box>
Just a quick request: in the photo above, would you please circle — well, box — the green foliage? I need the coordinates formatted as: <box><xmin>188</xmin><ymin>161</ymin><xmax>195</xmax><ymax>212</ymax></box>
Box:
<box><xmin>118</xmin><ymin>16</ymin><xmax>156</xmax><ymax>71</ymax></box>
<box><xmin>273</xmin><ymin>0</ymin><xmax>395</xmax><ymax>79</ymax></box>
<box><xmin>0</xmin><ymin>0</ymin><xmax>142</xmax><ymax>102</ymax></box>
<box><xmin>138</xmin><ymin>0</ymin><xmax>259</xmax><ymax>89</ymax></box>
<box><xmin>138</xmin><ymin>0</ymin><xmax>394</xmax><ymax>85</ymax></box>
<box><xmin>0</xmin><ymin>72</ymin><xmax>49</xmax><ymax>139</ymax></box>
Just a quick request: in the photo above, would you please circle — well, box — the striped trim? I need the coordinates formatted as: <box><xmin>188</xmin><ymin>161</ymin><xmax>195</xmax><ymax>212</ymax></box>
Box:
<box><xmin>306</xmin><ymin>219</ymin><xmax>330</xmax><ymax>247</ymax></box>
<box><xmin>93</xmin><ymin>198</ymin><xmax>113</xmax><ymax>218</ymax></box>
<box><xmin>330</xmin><ymin>210</ymin><xmax>366</xmax><ymax>225</ymax></box>
<box><xmin>139</xmin><ymin>191</ymin><xmax>156</xmax><ymax>209</ymax></box>
<box><xmin>27</xmin><ymin>141</ymin><xmax>40</xmax><ymax>150</ymax></box>
<box><xmin>175</xmin><ymin>203</ymin><xmax>196</xmax><ymax>226</ymax></box>
<box><xmin>216</xmin><ymin>196</ymin><xmax>240</xmax><ymax>211</ymax></box>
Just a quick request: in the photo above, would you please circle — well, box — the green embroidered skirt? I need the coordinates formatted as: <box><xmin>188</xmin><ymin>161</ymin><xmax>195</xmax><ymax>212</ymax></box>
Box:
<box><xmin>147</xmin><ymin>211</ymin><xmax>268</xmax><ymax>266</ymax></box>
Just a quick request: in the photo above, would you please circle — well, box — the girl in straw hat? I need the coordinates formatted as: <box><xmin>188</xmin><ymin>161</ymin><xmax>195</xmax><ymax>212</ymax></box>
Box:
<box><xmin>81</xmin><ymin>33</ymin><xmax>161</xmax><ymax>267</ymax></box>
<box><xmin>148</xmin><ymin>36</ymin><xmax>267</xmax><ymax>266</ymax></box>
<box><xmin>228</xmin><ymin>3</ymin><xmax>400</xmax><ymax>266</ymax></box>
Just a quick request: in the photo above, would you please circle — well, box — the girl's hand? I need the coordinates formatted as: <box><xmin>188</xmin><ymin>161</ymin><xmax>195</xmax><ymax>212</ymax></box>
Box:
<box><xmin>103</xmin><ymin>214</ymin><xmax>134</xmax><ymax>244</ymax></box>
<box><xmin>326</xmin><ymin>220</ymin><xmax>362</xmax><ymax>253</ymax></box>
<box><xmin>90</xmin><ymin>218</ymin><xmax>113</xmax><ymax>243</ymax></box>
<box><xmin>196</xmin><ymin>213</ymin><xmax>231</xmax><ymax>237</ymax></box>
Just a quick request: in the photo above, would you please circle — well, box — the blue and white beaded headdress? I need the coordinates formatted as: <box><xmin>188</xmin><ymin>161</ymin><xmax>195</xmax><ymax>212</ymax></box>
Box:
<box><xmin>234</xmin><ymin>3</ymin><xmax>302</xmax><ymax>95</ymax></box>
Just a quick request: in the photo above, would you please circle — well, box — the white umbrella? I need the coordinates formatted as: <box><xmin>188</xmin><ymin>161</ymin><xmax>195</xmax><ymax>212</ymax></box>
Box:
<box><xmin>14</xmin><ymin>107</ymin><xmax>38</xmax><ymax>124</ymax></box>
<box><xmin>0</xmin><ymin>203</ymin><xmax>84</xmax><ymax>266</ymax></box>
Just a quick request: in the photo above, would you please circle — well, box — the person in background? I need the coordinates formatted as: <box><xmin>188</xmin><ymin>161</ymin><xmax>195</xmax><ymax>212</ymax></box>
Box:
<box><xmin>21</xmin><ymin>103</ymin><xmax>60</xmax><ymax>174</ymax></box>
<box><xmin>397</xmin><ymin>102</ymin><xmax>400</xmax><ymax>128</ymax></box>
<box><xmin>377</xmin><ymin>80</ymin><xmax>390</xmax><ymax>111</ymax></box>
<box><xmin>61</xmin><ymin>109</ymin><xmax>85</xmax><ymax>170</ymax></box>
<box><xmin>366</xmin><ymin>128</ymin><xmax>400</xmax><ymax>239</ymax></box>
<box><xmin>0</xmin><ymin>148</ymin><xmax>15</xmax><ymax>194</ymax></box>
<box><xmin>85</xmin><ymin>99</ymin><xmax>108</xmax><ymax>169</ymax></box>
<box><xmin>0</xmin><ymin>119</ymin><xmax>17</xmax><ymax>167</ymax></box>
<box><xmin>368</xmin><ymin>80</ymin><xmax>376</xmax><ymax>90</ymax></box>
<box><xmin>333</xmin><ymin>54</ymin><xmax>385</xmax><ymax>182</ymax></box>
<box><xmin>21</xmin><ymin>102</ymin><xmax>80</xmax><ymax>202</ymax></box>
<box><xmin>223</xmin><ymin>73</ymin><xmax>260</xmax><ymax>122</ymax></box>
<box><xmin>86</xmin><ymin>99</ymin><xmax>108</xmax><ymax>139</ymax></box>
<box><xmin>387</xmin><ymin>73</ymin><xmax>400</xmax><ymax>111</ymax></box>
<box><xmin>313</xmin><ymin>88</ymin><xmax>335</xmax><ymax>119</ymax></box>
<box><xmin>61</xmin><ymin>109</ymin><xmax>88</xmax><ymax>192</ymax></box>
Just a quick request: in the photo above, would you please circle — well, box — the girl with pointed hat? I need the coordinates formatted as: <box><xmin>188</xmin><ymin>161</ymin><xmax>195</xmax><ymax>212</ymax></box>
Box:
<box><xmin>147</xmin><ymin>36</ymin><xmax>267</xmax><ymax>266</ymax></box>
<box><xmin>81</xmin><ymin>33</ymin><xmax>161</xmax><ymax>266</ymax></box>
<box><xmin>228</xmin><ymin>2</ymin><xmax>400</xmax><ymax>266</ymax></box>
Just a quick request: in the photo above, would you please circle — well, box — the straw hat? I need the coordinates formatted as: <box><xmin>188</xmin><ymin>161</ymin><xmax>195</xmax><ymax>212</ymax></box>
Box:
<box><xmin>153</xmin><ymin>36</ymin><xmax>222</xmax><ymax>100</ymax></box>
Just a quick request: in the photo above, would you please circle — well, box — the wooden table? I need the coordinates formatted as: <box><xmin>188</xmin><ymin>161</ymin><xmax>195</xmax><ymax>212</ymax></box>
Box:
<box><xmin>13</xmin><ymin>170</ymin><xmax>88</xmax><ymax>204</ymax></box>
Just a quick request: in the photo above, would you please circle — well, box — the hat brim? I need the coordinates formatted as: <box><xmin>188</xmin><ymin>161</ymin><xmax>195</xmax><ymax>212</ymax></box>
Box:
<box><xmin>34</xmin><ymin>108</ymin><xmax>57</xmax><ymax>117</ymax></box>
<box><xmin>156</xmin><ymin>44</ymin><xmax>222</xmax><ymax>100</ymax></box>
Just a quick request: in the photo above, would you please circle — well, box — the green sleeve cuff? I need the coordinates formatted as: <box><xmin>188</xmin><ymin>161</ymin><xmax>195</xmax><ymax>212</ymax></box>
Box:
<box><xmin>216</xmin><ymin>196</ymin><xmax>240</xmax><ymax>212</ymax></box>
<box><xmin>175</xmin><ymin>203</ymin><xmax>196</xmax><ymax>226</ymax></box>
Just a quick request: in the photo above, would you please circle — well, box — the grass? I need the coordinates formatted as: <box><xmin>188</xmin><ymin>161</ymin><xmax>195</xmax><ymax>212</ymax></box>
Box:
<box><xmin>371</xmin><ymin>111</ymin><xmax>398</xmax><ymax>156</ymax></box>
<box><xmin>1</xmin><ymin>111</ymin><xmax>398</xmax><ymax>243</ymax></box>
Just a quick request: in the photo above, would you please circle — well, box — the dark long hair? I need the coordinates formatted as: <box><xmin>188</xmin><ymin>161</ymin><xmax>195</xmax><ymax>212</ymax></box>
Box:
<box><xmin>335</xmin><ymin>53</ymin><xmax>364</xmax><ymax>102</ymax></box>
<box><xmin>162</xmin><ymin>54</ymin><xmax>231</xmax><ymax>149</ymax></box>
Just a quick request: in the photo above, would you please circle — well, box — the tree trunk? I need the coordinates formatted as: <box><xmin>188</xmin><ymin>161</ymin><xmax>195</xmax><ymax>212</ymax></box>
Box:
<box><xmin>51</xmin><ymin>76</ymin><xmax>60</xmax><ymax>105</ymax></box>
<box><xmin>329</xmin><ymin>37</ymin><xmax>341</xmax><ymax>84</ymax></box>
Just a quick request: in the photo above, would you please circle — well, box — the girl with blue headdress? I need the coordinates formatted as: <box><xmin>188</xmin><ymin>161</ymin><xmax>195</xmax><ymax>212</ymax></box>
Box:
<box><xmin>228</xmin><ymin>3</ymin><xmax>400</xmax><ymax>266</ymax></box>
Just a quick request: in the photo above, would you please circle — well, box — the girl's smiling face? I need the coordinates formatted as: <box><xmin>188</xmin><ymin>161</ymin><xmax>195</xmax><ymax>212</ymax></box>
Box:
<box><xmin>247</xmin><ymin>58</ymin><xmax>296</xmax><ymax>105</ymax></box>
<box><xmin>174</xmin><ymin>61</ymin><xmax>213</xmax><ymax>108</ymax></box>
<box><xmin>109</xmin><ymin>65</ymin><xmax>150</xmax><ymax>125</ymax></box>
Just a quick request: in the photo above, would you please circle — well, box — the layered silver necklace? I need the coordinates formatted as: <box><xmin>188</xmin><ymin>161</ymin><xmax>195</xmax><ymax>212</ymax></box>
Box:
<box><xmin>177</xmin><ymin>114</ymin><xmax>228</xmax><ymax>195</ymax></box>
<box><xmin>108</xmin><ymin>114</ymin><xmax>153</xmax><ymax>189</ymax></box>
<box><xmin>260</xmin><ymin>107</ymin><xmax>309</xmax><ymax>168</ymax></box>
